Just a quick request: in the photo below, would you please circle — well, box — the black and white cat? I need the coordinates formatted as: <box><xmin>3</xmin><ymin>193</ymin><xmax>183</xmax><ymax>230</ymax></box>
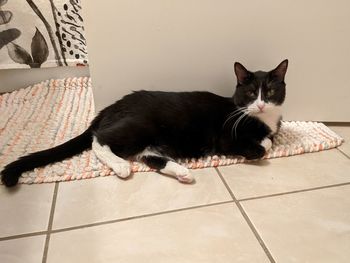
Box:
<box><xmin>1</xmin><ymin>60</ymin><xmax>288</xmax><ymax>187</ymax></box>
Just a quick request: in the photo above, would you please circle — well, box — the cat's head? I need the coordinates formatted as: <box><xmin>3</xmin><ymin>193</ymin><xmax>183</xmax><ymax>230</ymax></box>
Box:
<box><xmin>232</xmin><ymin>60</ymin><xmax>288</xmax><ymax>115</ymax></box>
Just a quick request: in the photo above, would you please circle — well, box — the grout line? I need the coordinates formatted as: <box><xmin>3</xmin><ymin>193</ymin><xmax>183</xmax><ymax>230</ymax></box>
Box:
<box><xmin>234</xmin><ymin>201</ymin><xmax>276</xmax><ymax>263</ymax></box>
<box><xmin>0</xmin><ymin>231</ymin><xmax>47</xmax><ymax>242</ymax></box>
<box><xmin>0</xmin><ymin>200</ymin><xmax>234</xmax><ymax>242</ymax></box>
<box><xmin>337</xmin><ymin>148</ymin><xmax>350</xmax><ymax>160</ymax></box>
<box><xmin>238</xmin><ymin>182</ymin><xmax>350</xmax><ymax>202</ymax></box>
<box><xmin>3</xmin><ymin>178</ymin><xmax>350</xmax><ymax>243</ymax></box>
<box><xmin>50</xmin><ymin>200</ymin><xmax>235</xmax><ymax>234</ymax></box>
<box><xmin>214</xmin><ymin>167</ymin><xmax>235</xmax><ymax>199</ymax></box>
<box><xmin>42</xmin><ymin>182</ymin><xmax>59</xmax><ymax>263</ymax></box>
<box><xmin>215</xmin><ymin>168</ymin><xmax>276</xmax><ymax>263</ymax></box>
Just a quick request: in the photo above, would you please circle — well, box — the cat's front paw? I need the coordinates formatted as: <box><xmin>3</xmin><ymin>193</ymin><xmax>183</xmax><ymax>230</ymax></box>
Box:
<box><xmin>260</xmin><ymin>138</ymin><xmax>272</xmax><ymax>152</ymax></box>
<box><xmin>243</xmin><ymin>145</ymin><xmax>266</xmax><ymax>160</ymax></box>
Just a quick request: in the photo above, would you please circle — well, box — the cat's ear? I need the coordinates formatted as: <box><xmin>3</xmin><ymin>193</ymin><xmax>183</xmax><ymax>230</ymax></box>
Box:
<box><xmin>270</xmin><ymin>59</ymin><xmax>288</xmax><ymax>82</ymax></box>
<box><xmin>234</xmin><ymin>62</ymin><xmax>251</xmax><ymax>85</ymax></box>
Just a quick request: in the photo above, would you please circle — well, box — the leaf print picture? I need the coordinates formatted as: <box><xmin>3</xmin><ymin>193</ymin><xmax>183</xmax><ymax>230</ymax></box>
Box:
<box><xmin>7</xmin><ymin>28</ymin><xmax>49</xmax><ymax>68</ymax></box>
<box><xmin>25</xmin><ymin>0</ymin><xmax>61</xmax><ymax>66</ymax></box>
<box><xmin>0</xmin><ymin>0</ymin><xmax>21</xmax><ymax>50</ymax></box>
<box><xmin>0</xmin><ymin>0</ymin><xmax>88</xmax><ymax>69</ymax></box>
<box><xmin>0</xmin><ymin>29</ymin><xmax>20</xmax><ymax>49</ymax></box>
<box><xmin>31</xmin><ymin>28</ymin><xmax>49</xmax><ymax>67</ymax></box>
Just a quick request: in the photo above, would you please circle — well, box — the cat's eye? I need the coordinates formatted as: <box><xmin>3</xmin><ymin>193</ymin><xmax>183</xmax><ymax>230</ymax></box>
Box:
<box><xmin>246</xmin><ymin>91</ymin><xmax>255</xmax><ymax>97</ymax></box>
<box><xmin>266</xmin><ymin>89</ymin><xmax>275</xmax><ymax>97</ymax></box>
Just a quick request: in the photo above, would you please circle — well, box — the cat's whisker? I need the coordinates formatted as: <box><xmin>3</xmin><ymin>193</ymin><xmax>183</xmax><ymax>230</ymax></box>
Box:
<box><xmin>241</xmin><ymin>109</ymin><xmax>252</xmax><ymax>126</ymax></box>
<box><xmin>237</xmin><ymin>113</ymin><xmax>249</xmax><ymax>138</ymax></box>
<box><xmin>235</xmin><ymin>110</ymin><xmax>250</xmax><ymax>137</ymax></box>
<box><xmin>231</xmin><ymin>107</ymin><xmax>246</xmax><ymax>114</ymax></box>
<box><xmin>223</xmin><ymin>107</ymin><xmax>247</xmax><ymax>128</ymax></box>
<box><xmin>227</xmin><ymin>109</ymin><xmax>245</xmax><ymax>120</ymax></box>
<box><xmin>229</xmin><ymin>108</ymin><xmax>248</xmax><ymax>125</ymax></box>
<box><xmin>223</xmin><ymin>112</ymin><xmax>243</xmax><ymax>128</ymax></box>
<box><xmin>231</xmin><ymin>116</ymin><xmax>242</xmax><ymax>138</ymax></box>
<box><xmin>231</xmin><ymin>111</ymin><xmax>248</xmax><ymax>139</ymax></box>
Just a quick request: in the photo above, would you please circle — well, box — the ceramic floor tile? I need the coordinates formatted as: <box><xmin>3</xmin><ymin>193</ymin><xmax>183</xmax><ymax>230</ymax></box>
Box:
<box><xmin>0</xmin><ymin>235</ymin><xmax>46</xmax><ymax>263</ymax></box>
<box><xmin>328</xmin><ymin>126</ymin><xmax>350</xmax><ymax>157</ymax></box>
<box><xmin>0</xmin><ymin>184</ymin><xmax>54</xmax><ymax>237</ymax></box>
<box><xmin>53</xmin><ymin>168</ymin><xmax>231</xmax><ymax>229</ymax></box>
<box><xmin>242</xmin><ymin>185</ymin><xmax>350</xmax><ymax>263</ymax></box>
<box><xmin>48</xmin><ymin>203</ymin><xmax>269</xmax><ymax>263</ymax></box>
<box><xmin>218</xmin><ymin>149</ymin><xmax>350</xmax><ymax>200</ymax></box>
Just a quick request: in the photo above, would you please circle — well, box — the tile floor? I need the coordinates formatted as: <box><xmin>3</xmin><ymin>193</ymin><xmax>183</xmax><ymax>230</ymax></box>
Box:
<box><xmin>0</xmin><ymin>125</ymin><xmax>349</xmax><ymax>263</ymax></box>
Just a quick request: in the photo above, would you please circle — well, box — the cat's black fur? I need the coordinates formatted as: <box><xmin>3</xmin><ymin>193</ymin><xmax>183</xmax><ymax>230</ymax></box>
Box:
<box><xmin>1</xmin><ymin>60</ymin><xmax>288</xmax><ymax>187</ymax></box>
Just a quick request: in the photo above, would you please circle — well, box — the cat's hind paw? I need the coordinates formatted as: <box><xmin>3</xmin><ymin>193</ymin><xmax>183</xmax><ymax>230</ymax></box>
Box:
<box><xmin>161</xmin><ymin>162</ymin><xmax>194</xmax><ymax>184</ymax></box>
<box><xmin>176</xmin><ymin>168</ymin><xmax>194</xmax><ymax>184</ymax></box>
<box><xmin>111</xmin><ymin>162</ymin><xmax>131</xmax><ymax>179</ymax></box>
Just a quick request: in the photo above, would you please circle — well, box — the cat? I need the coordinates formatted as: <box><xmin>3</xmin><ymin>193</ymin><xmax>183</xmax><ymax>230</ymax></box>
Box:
<box><xmin>1</xmin><ymin>60</ymin><xmax>288</xmax><ymax>187</ymax></box>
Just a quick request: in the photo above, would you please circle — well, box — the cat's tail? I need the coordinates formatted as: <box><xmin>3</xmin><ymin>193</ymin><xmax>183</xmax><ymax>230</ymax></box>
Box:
<box><xmin>1</xmin><ymin>128</ymin><xmax>93</xmax><ymax>187</ymax></box>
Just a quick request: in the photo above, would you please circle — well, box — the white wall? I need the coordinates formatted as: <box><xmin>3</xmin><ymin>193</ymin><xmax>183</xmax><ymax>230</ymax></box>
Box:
<box><xmin>82</xmin><ymin>0</ymin><xmax>350</xmax><ymax>121</ymax></box>
<box><xmin>0</xmin><ymin>67</ymin><xmax>90</xmax><ymax>93</ymax></box>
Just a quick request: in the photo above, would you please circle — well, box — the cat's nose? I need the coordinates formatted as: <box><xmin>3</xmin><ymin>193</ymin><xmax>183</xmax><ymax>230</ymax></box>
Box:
<box><xmin>257</xmin><ymin>102</ymin><xmax>265</xmax><ymax>111</ymax></box>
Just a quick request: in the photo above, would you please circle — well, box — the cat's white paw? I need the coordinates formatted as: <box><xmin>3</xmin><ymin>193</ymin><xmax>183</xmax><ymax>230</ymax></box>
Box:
<box><xmin>175</xmin><ymin>167</ymin><xmax>194</xmax><ymax>184</ymax></box>
<box><xmin>260</xmin><ymin>138</ymin><xmax>272</xmax><ymax>152</ymax></box>
<box><xmin>161</xmin><ymin>162</ymin><xmax>194</xmax><ymax>184</ymax></box>
<box><xmin>92</xmin><ymin>137</ymin><xmax>132</xmax><ymax>179</ymax></box>
<box><xmin>111</xmin><ymin>162</ymin><xmax>131</xmax><ymax>178</ymax></box>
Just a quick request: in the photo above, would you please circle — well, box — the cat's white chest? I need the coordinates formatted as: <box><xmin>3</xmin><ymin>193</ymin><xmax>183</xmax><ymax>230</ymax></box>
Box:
<box><xmin>253</xmin><ymin>107</ymin><xmax>282</xmax><ymax>134</ymax></box>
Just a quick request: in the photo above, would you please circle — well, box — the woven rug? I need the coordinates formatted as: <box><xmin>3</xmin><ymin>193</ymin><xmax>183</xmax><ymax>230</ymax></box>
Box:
<box><xmin>0</xmin><ymin>77</ymin><xmax>344</xmax><ymax>184</ymax></box>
